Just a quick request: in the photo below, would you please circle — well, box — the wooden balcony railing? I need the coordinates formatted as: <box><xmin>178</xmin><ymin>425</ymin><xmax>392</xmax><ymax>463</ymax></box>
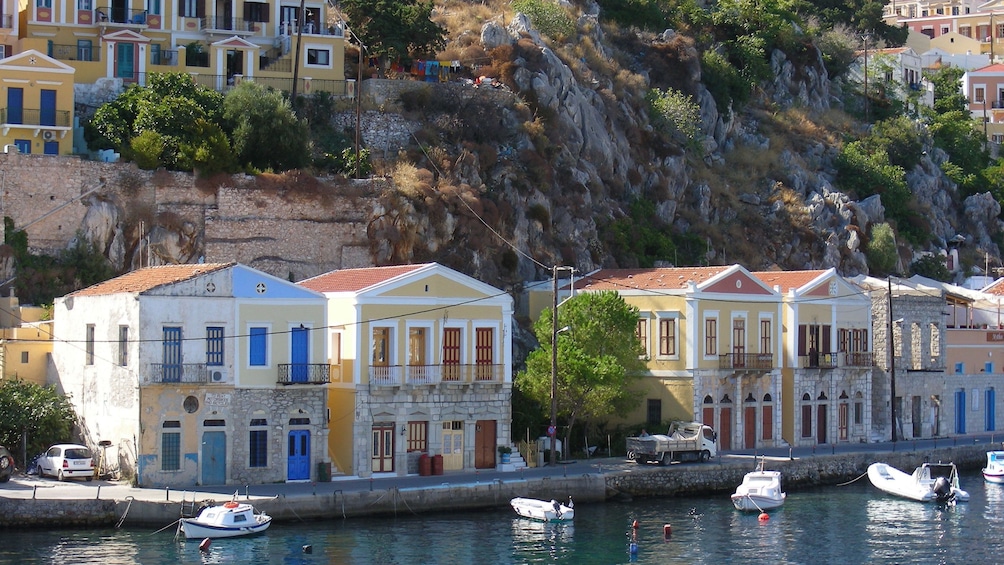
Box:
<box><xmin>277</xmin><ymin>363</ymin><xmax>330</xmax><ymax>385</ymax></box>
<box><xmin>718</xmin><ymin>353</ymin><xmax>773</xmax><ymax>370</ymax></box>
<box><xmin>369</xmin><ymin>364</ymin><xmax>504</xmax><ymax>386</ymax></box>
<box><xmin>150</xmin><ymin>363</ymin><xmax>207</xmax><ymax>383</ymax></box>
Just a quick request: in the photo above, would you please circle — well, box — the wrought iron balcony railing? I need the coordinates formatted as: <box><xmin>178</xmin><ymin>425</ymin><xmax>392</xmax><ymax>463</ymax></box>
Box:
<box><xmin>844</xmin><ymin>352</ymin><xmax>874</xmax><ymax>367</ymax></box>
<box><xmin>278</xmin><ymin>363</ymin><xmax>330</xmax><ymax>384</ymax></box>
<box><xmin>718</xmin><ymin>353</ymin><xmax>773</xmax><ymax>370</ymax></box>
<box><xmin>48</xmin><ymin>43</ymin><xmax>100</xmax><ymax>62</ymax></box>
<box><xmin>95</xmin><ymin>7</ymin><xmax>148</xmax><ymax>25</ymax></box>
<box><xmin>800</xmin><ymin>353</ymin><xmax>837</xmax><ymax>369</ymax></box>
<box><xmin>150</xmin><ymin>363</ymin><xmax>208</xmax><ymax>383</ymax></box>
<box><xmin>0</xmin><ymin>108</ymin><xmax>72</xmax><ymax>127</ymax></box>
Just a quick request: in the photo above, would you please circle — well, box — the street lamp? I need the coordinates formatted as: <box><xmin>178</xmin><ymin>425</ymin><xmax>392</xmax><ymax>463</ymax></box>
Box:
<box><xmin>887</xmin><ymin>276</ymin><xmax>898</xmax><ymax>442</ymax></box>
<box><xmin>549</xmin><ymin>266</ymin><xmax>574</xmax><ymax>466</ymax></box>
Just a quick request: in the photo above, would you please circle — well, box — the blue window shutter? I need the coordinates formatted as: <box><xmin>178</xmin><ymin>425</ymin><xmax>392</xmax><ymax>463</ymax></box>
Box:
<box><xmin>250</xmin><ymin>327</ymin><xmax>267</xmax><ymax>366</ymax></box>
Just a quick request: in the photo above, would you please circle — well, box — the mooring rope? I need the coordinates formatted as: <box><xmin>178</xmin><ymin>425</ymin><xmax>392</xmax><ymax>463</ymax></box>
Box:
<box><xmin>837</xmin><ymin>470</ymin><xmax>869</xmax><ymax>487</ymax></box>
<box><xmin>115</xmin><ymin>496</ymin><xmax>135</xmax><ymax>528</ymax></box>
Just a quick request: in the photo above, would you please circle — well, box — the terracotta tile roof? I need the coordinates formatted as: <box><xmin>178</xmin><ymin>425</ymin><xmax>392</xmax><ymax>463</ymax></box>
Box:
<box><xmin>68</xmin><ymin>263</ymin><xmax>234</xmax><ymax>296</ymax></box>
<box><xmin>752</xmin><ymin>270</ymin><xmax>827</xmax><ymax>293</ymax></box>
<box><xmin>983</xmin><ymin>278</ymin><xmax>1004</xmax><ymax>295</ymax></box>
<box><xmin>576</xmin><ymin>267</ymin><xmax>731</xmax><ymax>291</ymax></box>
<box><xmin>972</xmin><ymin>63</ymin><xmax>1004</xmax><ymax>73</ymax></box>
<box><xmin>298</xmin><ymin>264</ymin><xmax>431</xmax><ymax>293</ymax></box>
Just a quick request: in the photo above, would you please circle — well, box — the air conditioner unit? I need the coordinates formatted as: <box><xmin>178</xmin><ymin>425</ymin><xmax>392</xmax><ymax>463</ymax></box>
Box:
<box><xmin>211</xmin><ymin>370</ymin><xmax>226</xmax><ymax>382</ymax></box>
<box><xmin>42</xmin><ymin>130</ymin><xmax>56</xmax><ymax>141</ymax></box>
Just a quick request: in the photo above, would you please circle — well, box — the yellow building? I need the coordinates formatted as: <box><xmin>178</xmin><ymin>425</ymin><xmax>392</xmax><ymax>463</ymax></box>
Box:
<box><xmin>0</xmin><ymin>296</ymin><xmax>52</xmax><ymax>386</ymax></box>
<box><xmin>15</xmin><ymin>0</ymin><xmax>347</xmax><ymax>94</ymax></box>
<box><xmin>0</xmin><ymin>49</ymin><xmax>75</xmax><ymax>155</ymax></box>
<box><xmin>299</xmin><ymin>263</ymin><xmax>514</xmax><ymax>478</ymax></box>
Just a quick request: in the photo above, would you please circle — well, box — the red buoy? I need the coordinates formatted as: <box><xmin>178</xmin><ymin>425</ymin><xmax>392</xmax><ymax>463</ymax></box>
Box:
<box><xmin>758</xmin><ymin>512</ymin><xmax>770</xmax><ymax>522</ymax></box>
<box><xmin>199</xmin><ymin>538</ymin><xmax>211</xmax><ymax>552</ymax></box>
<box><xmin>632</xmin><ymin>520</ymin><xmax>639</xmax><ymax>529</ymax></box>
<box><xmin>663</xmin><ymin>524</ymin><xmax>672</xmax><ymax>538</ymax></box>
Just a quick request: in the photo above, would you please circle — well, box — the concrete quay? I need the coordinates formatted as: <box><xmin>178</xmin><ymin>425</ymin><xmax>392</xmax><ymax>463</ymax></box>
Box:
<box><xmin>0</xmin><ymin>434</ymin><xmax>997</xmax><ymax>529</ymax></box>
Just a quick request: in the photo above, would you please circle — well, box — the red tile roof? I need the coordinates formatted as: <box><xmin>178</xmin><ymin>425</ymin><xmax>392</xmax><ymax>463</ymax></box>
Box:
<box><xmin>298</xmin><ymin>264</ymin><xmax>431</xmax><ymax>293</ymax></box>
<box><xmin>576</xmin><ymin>266</ymin><xmax>731</xmax><ymax>291</ymax></box>
<box><xmin>68</xmin><ymin>263</ymin><xmax>234</xmax><ymax>296</ymax></box>
<box><xmin>752</xmin><ymin>270</ymin><xmax>827</xmax><ymax>293</ymax></box>
<box><xmin>972</xmin><ymin>63</ymin><xmax>1004</xmax><ymax>73</ymax></box>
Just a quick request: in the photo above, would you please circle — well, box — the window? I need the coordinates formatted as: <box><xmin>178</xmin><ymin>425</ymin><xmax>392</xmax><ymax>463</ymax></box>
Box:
<box><xmin>206</xmin><ymin>326</ymin><xmax>224</xmax><ymax>366</ymax></box>
<box><xmin>249</xmin><ymin>419</ymin><xmax>267</xmax><ymax>468</ymax></box>
<box><xmin>77</xmin><ymin>0</ymin><xmax>91</xmax><ymax>10</ymax></box>
<box><xmin>705</xmin><ymin>318</ymin><xmax>717</xmax><ymax>356</ymax></box>
<box><xmin>408</xmin><ymin>327</ymin><xmax>427</xmax><ymax>366</ymax></box>
<box><xmin>162</xmin><ymin>421</ymin><xmax>181</xmax><ymax>471</ymax></box>
<box><xmin>20</xmin><ymin>351</ymin><xmax>28</xmax><ymax>363</ymax></box>
<box><xmin>37</xmin><ymin>0</ymin><xmax>52</xmax><ymax>7</ymax></box>
<box><xmin>658</xmin><ymin>318</ymin><xmax>675</xmax><ymax>356</ymax></box>
<box><xmin>147</xmin><ymin>0</ymin><xmax>161</xmax><ymax>14</ymax></box>
<box><xmin>150</xmin><ymin>44</ymin><xmax>161</xmax><ymax>64</ymax></box>
<box><xmin>760</xmin><ymin>319</ymin><xmax>771</xmax><ymax>353</ymax></box>
<box><xmin>646</xmin><ymin>399</ymin><xmax>661</xmax><ymax>426</ymax></box>
<box><xmin>249</xmin><ymin>326</ymin><xmax>267</xmax><ymax>366</ymax></box>
<box><xmin>372</xmin><ymin>327</ymin><xmax>389</xmax><ymax>366</ymax></box>
<box><xmin>244</xmin><ymin>1</ymin><xmax>269</xmax><ymax>22</ymax></box>
<box><xmin>86</xmin><ymin>324</ymin><xmax>95</xmax><ymax>365</ymax></box>
<box><xmin>975</xmin><ymin>87</ymin><xmax>985</xmax><ymax>103</ymax></box>
<box><xmin>956</xmin><ymin>362</ymin><xmax>964</xmax><ymax>374</ymax></box>
<box><xmin>163</xmin><ymin>327</ymin><xmax>182</xmax><ymax>381</ymax></box>
<box><xmin>475</xmin><ymin>327</ymin><xmax>494</xmax><ymax>380</ymax></box>
<box><xmin>636</xmin><ymin>318</ymin><xmax>648</xmax><ymax>355</ymax></box>
<box><xmin>306</xmin><ymin>48</ymin><xmax>330</xmax><ymax>66</ymax></box>
<box><xmin>118</xmin><ymin>325</ymin><xmax>129</xmax><ymax>366</ymax></box>
<box><xmin>180</xmin><ymin>0</ymin><xmax>196</xmax><ymax>17</ymax></box>
<box><xmin>406</xmin><ymin>421</ymin><xmax>428</xmax><ymax>452</ymax></box>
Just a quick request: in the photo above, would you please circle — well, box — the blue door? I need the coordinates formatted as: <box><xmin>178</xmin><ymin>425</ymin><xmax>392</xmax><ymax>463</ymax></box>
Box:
<box><xmin>162</xmin><ymin>327</ymin><xmax>182</xmax><ymax>382</ymax></box>
<box><xmin>955</xmin><ymin>389</ymin><xmax>966</xmax><ymax>434</ymax></box>
<box><xmin>6</xmin><ymin>88</ymin><xmax>23</xmax><ymax>124</ymax></box>
<box><xmin>201</xmin><ymin>431</ymin><xmax>226</xmax><ymax>485</ymax></box>
<box><xmin>43</xmin><ymin>141</ymin><xmax>58</xmax><ymax>155</ymax></box>
<box><xmin>13</xmin><ymin>140</ymin><xmax>31</xmax><ymax>154</ymax></box>
<box><xmin>115</xmin><ymin>42</ymin><xmax>135</xmax><ymax>79</ymax></box>
<box><xmin>39</xmin><ymin>90</ymin><xmax>56</xmax><ymax>126</ymax></box>
<box><xmin>291</xmin><ymin>326</ymin><xmax>308</xmax><ymax>382</ymax></box>
<box><xmin>287</xmin><ymin>430</ymin><xmax>310</xmax><ymax>480</ymax></box>
<box><xmin>987</xmin><ymin>388</ymin><xmax>996</xmax><ymax>432</ymax></box>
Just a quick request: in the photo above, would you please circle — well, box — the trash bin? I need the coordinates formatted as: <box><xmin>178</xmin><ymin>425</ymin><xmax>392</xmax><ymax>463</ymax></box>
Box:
<box><xmin>419</xmin><ymin>453</ymin><xmax>431</xmax><ymax>476</ymax></box>
<box><xmin>317</xmin><ymin>461</ymin><xmax>331</xmax><ymax>482</ymax></box>
<box><xmin>431</xmin><ymin>454</ymin><xmax>444</xmax><ymax>475</ymax></box>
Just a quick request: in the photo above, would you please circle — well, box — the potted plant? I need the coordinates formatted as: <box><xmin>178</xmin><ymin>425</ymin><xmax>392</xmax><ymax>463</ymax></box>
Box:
<box><xmin>498</xmin><ymin>445</ymin><xmax>512</xmax><ymax>464</ymax></box>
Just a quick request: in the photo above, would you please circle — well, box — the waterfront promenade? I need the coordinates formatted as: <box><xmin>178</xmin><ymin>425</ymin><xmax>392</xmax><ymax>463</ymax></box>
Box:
<box><xmin>1</xmin><ymin>432</ymin><xmax>1001</xmax><ymax>528</ymax></box>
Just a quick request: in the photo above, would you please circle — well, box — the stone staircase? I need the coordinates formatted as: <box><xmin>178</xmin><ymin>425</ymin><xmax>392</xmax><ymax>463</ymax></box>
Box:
<box><xmin>497</xmin><ymin>444</ymin><xmax>528</xmax><ymax>472</ymax></box>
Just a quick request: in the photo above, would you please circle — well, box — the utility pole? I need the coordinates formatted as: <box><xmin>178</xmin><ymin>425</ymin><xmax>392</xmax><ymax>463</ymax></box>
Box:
<box><xmin>550</xmin><ymin>267</ymin><xmax>559</xmax><ymax>466</ymax></box>
<box><xmin>861</xmin><ymin>33</ymin><xmax>871</xmax><ymax>123</ymax></box>
<box><xmin>290</xmin><ymin>0</ymin><xmax>306</xmax><ymax>100</ymax></box>
<box><xmin>888</xmin><ymin>276</ymin><xmax>897</xmax><ymax>442</ymax></box>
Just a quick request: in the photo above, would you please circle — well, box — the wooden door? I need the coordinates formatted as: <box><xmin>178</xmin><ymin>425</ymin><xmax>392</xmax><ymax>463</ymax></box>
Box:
<box><xmin>817</xmin><ymin>404</ymin><xmax>827</xmax><ymax>444</ymax></box>
<box><xmin>442</xmin><ymin>422</ymin><xmax>464</xmax><ymax>470</ymax></box>
<box><xmin>839</xmin><ymin>403</ymin><xmax>849</xmax><ymax>441</ymax></box>
<box><xmin>744</xmin><ymin>405</ymin><xmax>756</xmax><ymax>449</ymax></box>
<box><xmin>762</xmin><ymin>404</ymin><xmax>773</xmax><ymax>441</ymax></box>
<box><xmin>474</xmin><ymin>419</ymin><xmax>496</xmax><ymax>469</ymax></box>
<box><xmin>371</xmin><ymin>424</ymin><xmax>394</xmax><ymax>473</ymax></box>
<box><xmin>442</xmin><ymin>328</ymin><xmax>461</xmax><ymax>382</ymax></box>
<box><xmin>719</xmin><ymin>407</ymin><xmax>732</xmax><ymax>451</ymax></box>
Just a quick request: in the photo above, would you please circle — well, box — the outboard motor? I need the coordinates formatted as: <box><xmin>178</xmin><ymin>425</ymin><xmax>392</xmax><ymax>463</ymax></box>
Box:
<box><xmin>932</xmin><ymin>476</ymin><xmax>954</xmax><ymax>503</ymax></box>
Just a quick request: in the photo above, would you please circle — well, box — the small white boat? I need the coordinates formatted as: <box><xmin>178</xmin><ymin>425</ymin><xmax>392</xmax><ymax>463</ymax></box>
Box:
<box><xmin>510</xmin><ymin>497</ymin><xmax>574</xmax><ymax>522</ymax></box>
<box><xmin>984</xmin><ymin>451</ymin><xmax>1004</xmax><ymax>484</ymax></box>
<box><xmin>731</xmin><ymin>460</ymin><xmax>786</xmax><ymax>512</ymax></box>
<box><xmin>867</xmin><ymin>461</ymin><xmax>969</xmax><ymax>503</ymax></box>
<box><xmin>180</xmin><ymin>499</ymin><xmax>272</xmax><ymax>539</ymax></box>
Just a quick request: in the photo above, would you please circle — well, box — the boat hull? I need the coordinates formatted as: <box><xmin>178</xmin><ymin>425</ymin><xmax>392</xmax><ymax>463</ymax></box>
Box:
<box><xmin>867</xmin><ymin>462</ymin><xmax>969</xmax><ymax>503</ymax></box>
<box><xmin>983</xmin><ymin>470</ymin><xmax>1004</xmax><ymax>484</ymax></box>
<box><xmin>179</xmin><ymin>502</ymin><xmax>272</xmax><ymax>539</ymax></box>
<box><xmin>510</xmin><ymin>497</ymin><xmax>574</xmax><ymax>522</ymax></box>
<box><xmin>731</xmin><ymin>469</ymin><xmax>785</xmax><ymax>512</ymax></box>
<box><xmin>731</xmin><ymin>493</ymin><xmax>785</xmax><ymax>512</ymax></box>
<box><xmin>983</xmin><ymin>451</ymin><xmax>1004</xmax><ymax>484</ymax></box>
<box><xmin>180</xmin><ymin>517</ymin><xmax>271</xmax><ymax>539</ymax></box>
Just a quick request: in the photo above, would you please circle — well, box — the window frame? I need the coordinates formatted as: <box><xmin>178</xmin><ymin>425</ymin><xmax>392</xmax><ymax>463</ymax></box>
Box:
<box><xmin>206</xmin><ymin>326</ymin><xmax>225</xmax><ymax>366</ymax></box>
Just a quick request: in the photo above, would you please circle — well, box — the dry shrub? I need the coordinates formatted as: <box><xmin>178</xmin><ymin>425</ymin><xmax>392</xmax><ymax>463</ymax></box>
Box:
<box><xmin>394</xmin><ymin>162</ymin><xmax>435</xmax><ymax>199</ymax></box>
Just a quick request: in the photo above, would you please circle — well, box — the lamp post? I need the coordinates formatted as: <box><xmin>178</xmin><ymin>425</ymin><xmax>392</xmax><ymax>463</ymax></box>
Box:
<box><xmin>887</xmin><ymin>276</ymin><xmax>898</xmax><ymax>442</ymax></box>
<box><xmin>861</xmin><ymin>33</ymin><xmax>872</xmax><ymax>123</ymax></box>
<box><xmin>344</xmin><ymin>27</ymin><xmax>365</xmax><ymax>179</ymax></box>
<box><xmin>290</xmin><ymin>0</ymin><xmax>306</xmax><ymax>100</ymax></box>
<box><xmin>549</xmin><ymin>266</ymin><xmax>573</xmax><ymax>466</ymax></box>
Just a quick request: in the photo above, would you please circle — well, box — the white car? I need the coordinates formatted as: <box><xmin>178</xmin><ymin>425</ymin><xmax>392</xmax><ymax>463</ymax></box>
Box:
<box><xmin>38</xmin><ymin>444</ymin><xmax>94</xmax><ymax>481</ymax></box>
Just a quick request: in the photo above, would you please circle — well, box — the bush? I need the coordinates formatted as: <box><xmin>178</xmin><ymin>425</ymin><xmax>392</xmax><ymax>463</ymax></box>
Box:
<box><xmin>866</xmin><ymin>223</ymin><xmax>898</xmax><ymax>276</ymax></box>
<box><xmin>130</xmin><ymin>130</ymin><xmax>165</xmax><ymax>170</ymax></box>
<box><xmin>910</xmin><ymin>254</ymin><xmax>951</xmax><ymax>282</ymax></box>
<box><xmin>511</xmin><ymin>0</ymin><xmax>576</xmax><ymax>41</ymax></box>
<box><xmin>646</xmin><ymin>87</ymin><xmax>701</xmax><ymax>144</ymax></box>
<box><xmin>701</xmin><ymin>49</ymin><xmax>748</xmax><ymax>117</ymax></box>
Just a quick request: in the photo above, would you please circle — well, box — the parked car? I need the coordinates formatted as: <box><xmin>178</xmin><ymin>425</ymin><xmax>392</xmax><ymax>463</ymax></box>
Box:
<box><xmin>0</xmin><ymin>445</ymin><xmax>14</xmax><ymax>482</ymax></box>
<box><xmin>38</xmin><ymin>444</ymin><xmax>94</xmax><ymax>481</ymax></box>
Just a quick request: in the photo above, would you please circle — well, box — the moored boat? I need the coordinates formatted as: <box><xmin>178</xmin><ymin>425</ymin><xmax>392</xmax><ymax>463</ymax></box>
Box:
<box><xmin>984</xmin><ymin>451</ymin><xmax>1004</xmax><ymax>484</ymax></box>
<box><xmin>179</xmin><ymin>499</ymin><xmax>272</xmax><ymax>539</ymax></box>
<box><xmin>510</xmin><ymin>497</ymin><xmax>574</xmax><ymax>522</ymax></box>
<box><xmin>731</xmin><ymin>459</ymin><xmax>786</xmax><ymax>512</ymax></box>
<box><xmin>867</xmin><ymin>461</ymin><xmax>969</xmax><ymax>503</ymax></box>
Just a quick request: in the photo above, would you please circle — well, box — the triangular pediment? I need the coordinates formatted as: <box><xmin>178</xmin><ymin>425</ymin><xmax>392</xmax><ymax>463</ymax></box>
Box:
<box><xmin>102</xmin><ymin>29</ymin><xmax>151</xmax><ymax>43</ymax></box>
<box><xmin>0</xmin><ymin>50</ymin><xmax>74</xmax><ymax>74</ymax></box>
<box><xmin>212</xmin><ymin>35</ymin><xmax>259</xmax><ymax>50</ymax></box>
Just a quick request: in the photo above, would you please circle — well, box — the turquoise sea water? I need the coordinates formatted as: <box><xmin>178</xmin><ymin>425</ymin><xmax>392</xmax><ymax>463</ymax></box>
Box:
<box><xmin>1</xmin><ymin>470</ymin><xmax>1001</xmax><ymax>564</ymax></box>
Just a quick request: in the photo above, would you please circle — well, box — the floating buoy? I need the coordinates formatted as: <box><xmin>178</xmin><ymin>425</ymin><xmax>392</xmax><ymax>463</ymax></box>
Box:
<box><xmin>302</xmin><ymin>545</ymin><xmax>313</xmax><ymax>554</ymax></box>
<box><xmin>758</xmin><ymin>512</ymin><xmax>770</xmax><ymax>522</ymax></box>
<box><xmin>629</xmin><ymin>542</ymin><xmax>638</xmax><ymax>555</ymax></box>
<box><xmin>199</xmin><ymin>538</ymin><xmax>211</xmax><ymax>552</ymax></box>
<box><xmin>632</xmin><ymin>519</ymin><xmax>639</xmax><ymax>529</ymax></box>
<box><xmin>663</xmin><ymin>524</ymin><xmax>672</xmax><ymax>538</ymax></box>
<box><xmin>223</xmin><ymin>501</ymin><xmax>238</xmax><ymax>508</ymax></box>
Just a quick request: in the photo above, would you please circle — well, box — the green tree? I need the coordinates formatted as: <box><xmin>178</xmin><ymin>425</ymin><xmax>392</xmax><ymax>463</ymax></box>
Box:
<box><xmin>514</xmin><ymin>291</ymin><xmax>646</xmax><ymax>457</ymax></box>
<box><xmin>866</xmin><ymin>222</ymin><xmax>899</xmax><ymax>276</ymax></box>
<box><xmin>223</xmin><ymin>81</ymin><xmax>311</xmax><ymax>172</ymax></box>
<box><xmin>340</xmin><ymin>0</ymin><xmax>446</xmax><ymax>60</ymax></box>
<box><xmin>910</xmin><ymin>254</ymin><xmax>951</xmax><ymax>282</ymax></box>
<box><xmin>0</xmin><ymin>379</ymin><xmax>77</xmax><ymax>467</ymax></box>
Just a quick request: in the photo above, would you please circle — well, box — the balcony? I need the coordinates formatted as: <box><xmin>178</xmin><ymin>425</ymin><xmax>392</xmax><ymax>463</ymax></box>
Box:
<box><xmin>718</xmin><ymin>353</ymin><xmax>773</xmax><ymax>370</ymax></box>
<box><xmin>95</xmin><ymin>7</ymin><xmax>149</xmax><ymax>26</ymax></box>
<box><xmin>799</xmin><ymin>353</ymin><xmax>837</xmax><ymax>369</ymax></box>
<box><xmin>201</xmin><ymin>16</ymin><xmax>255</xmax><ymax>33</ymax></box>
<box><xmin>49</xmin><ymin>43</ymin><xmax>100</xmax><ymax>62</ymax></box>
<box><xmin>844</xmin><ymin>352</ymin><xmax>874</xmax><ymax>367</ymax></box>
<box><xmin>369</xmin><ymin>364</ymin><xmax>504</xmax><ymax>386</ymax></box>
<box><xmin>1</xmin><ymin>108</ymin><xmax>72</xmax><ymax>128</ymax></box>
<box><xmin>278</xmin><ymin>363</ymin><xmax>330</xmax><ymax>385</ymax></box>
<box><xmin>150</xmin><ymin>363</ymin><xmax>208</xmax><ymax>383</ymax></box>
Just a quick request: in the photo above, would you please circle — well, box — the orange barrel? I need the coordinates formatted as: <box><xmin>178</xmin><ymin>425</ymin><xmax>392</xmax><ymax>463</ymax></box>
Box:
<box><xmin>419</xmin><ymin>454</ymin><xmax>431</xmax><ymax>476</ymax></box>
<box><xmin>432</xmin><ymin>454</ymin><xmax>444</xmax><ymax>475</ymax></box>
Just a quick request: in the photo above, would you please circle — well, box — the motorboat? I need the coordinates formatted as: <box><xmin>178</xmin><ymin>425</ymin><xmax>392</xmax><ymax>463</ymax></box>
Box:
<box><xmin>984</xmin><ymin>451</ymin><xmax>1004</xmax><ymax>484</ymax></box>
<box><xmin>731</xmin><ymin>460</ymin><xmax>786</xmax><ymax>512</ymax></box>
<box><xmin>510</xmin><ymin>497</ymin><xmax>574</xmax><ymax>522</ymax></box>
<box><xmin>867</xmin><ymin>461</ymin><xmax>969</xmax><ymax>503</ymax></box>
<box><xmin>179</xmin><ymin>499</ymin><xmax>272</xmax><ymax>539</ymax></box>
